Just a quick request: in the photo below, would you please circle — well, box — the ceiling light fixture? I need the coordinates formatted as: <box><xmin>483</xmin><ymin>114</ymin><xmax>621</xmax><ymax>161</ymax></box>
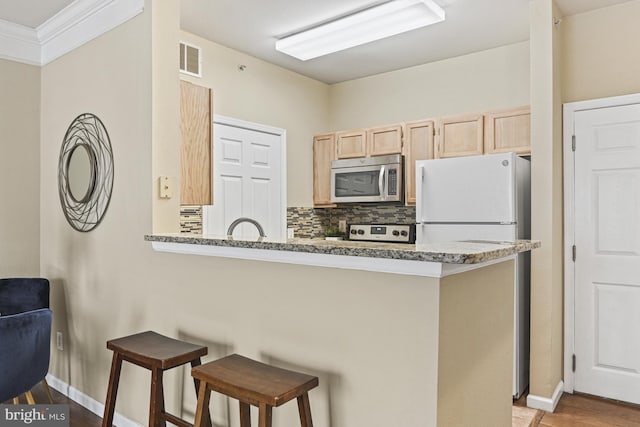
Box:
<box><xmin>275</xmin><ymin>0</ymin><xmax>445</xmax><ymax>61</ymax></box>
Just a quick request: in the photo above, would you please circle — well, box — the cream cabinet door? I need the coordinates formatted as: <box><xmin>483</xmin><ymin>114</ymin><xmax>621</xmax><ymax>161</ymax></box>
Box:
<box><xmin>180</xmin><ymin>80</ymin><xmax>212</xmax><ymax>205</ymax></box>
<box><xmin>484</xmin><ymin>107</ymin><xmax>531</xmax><ymax>155</ymax></box>
<box><xmin>404</xmin><ymin>120</ymin><xmax>434</xmax><ymax>205</ymax></box>
<box><xmin>313</xmin><ymin>134</ymin><xmax>336</xmax><ymax>207</ymax></box>
<box><xmin>368</xmin><ymin>125</ymin><xmax>403</xmax><ymax>156</ymax></box>
<box><xmin>336</xmin><ymin>130</ymin><xmax>366</xmax><ymax>159</ymax></box>
<box><xmin>436</xmin><ymin>114</ymin><xmax>484</xmax><ymax>159</ymax></box>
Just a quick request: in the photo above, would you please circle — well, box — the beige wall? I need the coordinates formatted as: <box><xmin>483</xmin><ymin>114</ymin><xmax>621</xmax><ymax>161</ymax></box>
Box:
<box><xmin>40</xmin><ymin>2</ymin><xmax>449</xmax><ymax>426</ymax></box>
<box><xmin>40</xmin><ymin>0</ymin><xmax>153</xmax><ymax>417</ymax></box>
<box><xmin>179</xmin><ymin>31</ymin><xmax>330</xmax><ymax>208</ymax></box>
<box><xmin>329</xmin><ymin>41</ymin><xmax>530</xmax><ymax>130</ymax></box>
<box><xmin>33</xmin><ymin>0</ymin><xmax>614</xmax><ymax>419</ymax></box>
<box><xmin>438</xmin><ymin>260</ymin><xmax>514</xmax><ymax>427</ymax></box>
<box><xmin>176</xmin><ymin>35</ymin><xmax>530</xmax><ymax>208</ymax></box>
<box><xmin>152</xmin><ymin>0</ymin><xmax>181</xmax><ymax>232</ymax></box>
<box><xmin>562</xmin><ymin>0</ymin><xmax>640</xmax><ymax>103</ymax></box>
<box><xmin>528</xmin><ymin>0</ymin><xmax>564</xmax><ymax>400</ymax></box>
<box><xmin>0</xmin><ymin>59</ymin><xmax>41</xmax><ymax>276</ymax></box>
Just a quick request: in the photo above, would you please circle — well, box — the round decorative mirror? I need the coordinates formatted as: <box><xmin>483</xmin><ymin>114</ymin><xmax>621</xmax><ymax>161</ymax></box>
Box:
<box><xmin>58</xmin><ymin>113</ymin><xmax>114</xmax><ymax>232</ymax></box>
<box><xmin>67</xmin><ymin>144</ymin><xmax>97</xmax><ymax>203</ymax></box>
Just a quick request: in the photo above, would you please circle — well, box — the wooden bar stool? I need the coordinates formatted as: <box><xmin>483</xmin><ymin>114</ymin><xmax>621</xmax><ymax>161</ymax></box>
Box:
<box><xmin>192</xmin><ymin>354</ymin><xmax>318</xmax><ymax>427</ymax></box>
<box><xmin>102</xmin><ymin>331</ymin><xmax>212</xmax><ymax>427</ymax></box>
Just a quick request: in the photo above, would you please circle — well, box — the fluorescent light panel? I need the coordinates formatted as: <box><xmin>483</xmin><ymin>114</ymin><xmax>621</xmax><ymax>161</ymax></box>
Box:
<box><xmin>275</xmin><ymin>0</ymin><xmax>445</xmax><ymax>61</ymax></box>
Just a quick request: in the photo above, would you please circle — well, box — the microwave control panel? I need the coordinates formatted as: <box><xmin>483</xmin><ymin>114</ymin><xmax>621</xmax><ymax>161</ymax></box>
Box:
<box><xmin>347</xmin><ymin>224</ymin><xmax>415</xmax><ymax>244</ymax></box>
<box><xmin>388</xmin><ymin>169</ymin><xmax>397</xmax><ymax>195</ymax></box>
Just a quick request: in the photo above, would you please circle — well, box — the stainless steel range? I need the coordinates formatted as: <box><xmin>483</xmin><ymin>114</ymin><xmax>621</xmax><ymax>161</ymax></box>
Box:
<box><xmin>347</xmin><ymin>224</ymin><xmax>416</xmax><ymax>244</ymax></box>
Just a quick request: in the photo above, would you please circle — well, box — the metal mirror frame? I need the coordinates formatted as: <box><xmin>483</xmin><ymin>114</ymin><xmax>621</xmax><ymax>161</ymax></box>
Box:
<box><xmin>58</xmin><ymin>113</ymin><xmax>114</xmax><ymax>232</ymax></box>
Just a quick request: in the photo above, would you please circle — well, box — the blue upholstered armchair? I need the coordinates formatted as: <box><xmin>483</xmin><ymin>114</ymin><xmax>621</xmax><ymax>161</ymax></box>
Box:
<box><xmin>0</xmin><ymin>278</ymin><xmax>53</xmax><ymax>403</ymax></box>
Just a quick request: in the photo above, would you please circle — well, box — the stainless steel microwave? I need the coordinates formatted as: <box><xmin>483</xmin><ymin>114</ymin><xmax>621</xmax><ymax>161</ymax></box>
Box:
<box><xmin>330</xmin><ymin>154</ymin><xmax>403</xmax><ymax>203</ymax></box>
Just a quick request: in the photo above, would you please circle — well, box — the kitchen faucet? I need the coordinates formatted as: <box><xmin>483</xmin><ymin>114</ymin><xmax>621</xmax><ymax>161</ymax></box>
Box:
<box><xmin>227</xmin><ymin>217</ymin><xmax>266</xmax><ymax>240</ymax></box>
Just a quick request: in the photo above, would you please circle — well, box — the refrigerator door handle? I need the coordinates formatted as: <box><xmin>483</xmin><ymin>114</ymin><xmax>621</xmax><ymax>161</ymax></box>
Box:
<box><xmin>417</xmin><ymin>165</ymin><xmax>425</xmax><ymax>222</ymax></box>
<box><xmin>379</xmin><ymin>165</ymin><xmax>386</xmax><ymax>200</ymax></box>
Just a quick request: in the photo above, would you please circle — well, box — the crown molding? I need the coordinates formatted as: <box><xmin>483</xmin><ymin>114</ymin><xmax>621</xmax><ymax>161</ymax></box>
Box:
<box><xmin>0</xmin><ymin>0</ymin><xmax>144</xmax><ymax>66</ymax></box>
<box><xmin>0</xmin><ymin>18</ymin><xmax>41</xmax><ymax>65</ymax></box>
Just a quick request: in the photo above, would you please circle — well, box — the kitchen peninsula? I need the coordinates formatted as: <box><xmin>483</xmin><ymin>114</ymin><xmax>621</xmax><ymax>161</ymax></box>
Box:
<box><xmin>146</xmin><ymin>234</ymin><xmax>539</xmax><ymax>426</ymax></box>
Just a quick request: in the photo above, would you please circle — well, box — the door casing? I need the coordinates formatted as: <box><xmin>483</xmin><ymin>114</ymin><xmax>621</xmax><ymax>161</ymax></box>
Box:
<box><xmin>563</xmin><ymin>92</ymin><xmax>640</xmax><ymax>393</ymax></box>
<box><xmin>203</xmin><ymin>114</ymin><xmax>287</xmax><ymax>239</ymax></box>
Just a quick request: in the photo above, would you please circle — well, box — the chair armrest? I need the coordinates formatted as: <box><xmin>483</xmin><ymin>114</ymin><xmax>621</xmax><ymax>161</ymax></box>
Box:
<box><xmin>0</xmin><ymin>308</ymin><xmax>52</xmax><ymax>402</ymax></box>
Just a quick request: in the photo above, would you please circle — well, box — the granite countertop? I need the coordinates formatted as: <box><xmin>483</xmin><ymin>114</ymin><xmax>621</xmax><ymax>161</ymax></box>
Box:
<box><xmin>145</xmin><ymin>233</ymin><xmax>540</xmax><ymax>265</ymax></box>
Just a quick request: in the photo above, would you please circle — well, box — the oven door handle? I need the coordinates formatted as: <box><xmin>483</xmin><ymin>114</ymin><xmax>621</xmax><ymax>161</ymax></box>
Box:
<box><xmin>379</xmin><ymin>165</ymin><xmax>386</xmax><ymax>201</ymax></box>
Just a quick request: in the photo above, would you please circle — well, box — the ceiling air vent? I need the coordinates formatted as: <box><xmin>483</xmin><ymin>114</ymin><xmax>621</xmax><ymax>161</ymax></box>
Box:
<box><xmin>180</xmin><ymin>42</ymin><xmax>201</xmax><ymax>77</ymax></box>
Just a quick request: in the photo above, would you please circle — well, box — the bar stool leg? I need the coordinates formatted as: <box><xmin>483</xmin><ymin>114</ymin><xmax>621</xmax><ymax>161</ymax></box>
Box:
<box><xmin>102</xmin><ymin>353</ymin><xmax>123</xmax><ymax>427</ymax></box>
<box><xmin>41</xmin><ymin>379</ymin><xmax>55</xmax><ymax>404</ymax></box>
<box><xmin>193</xmin><ymin>381</ymin><xmax>211</xmax><ymax>427</ymax></box>
<box><xmin>297</xmin><ymin>392</ymin><xmax>313</xmax><ymax>427</ymax></box>
<box><xmin>190</xmin><ymin>359</ymin><xmax>212</xmax><ymax>427</ymax></box>
<box><xmin>239</xmin><ymin>402</ymin><xmax>251</xmax><ymax>427</ymax></box>
<box><xmin>149</xmin><ymin>367</ymin><xmax>166</xmax><ymax>427</ymax></box>
<box><xmin>258</xmin><ymin>403</ymin><xmax>272</xmax><ymax>427</ymax></box>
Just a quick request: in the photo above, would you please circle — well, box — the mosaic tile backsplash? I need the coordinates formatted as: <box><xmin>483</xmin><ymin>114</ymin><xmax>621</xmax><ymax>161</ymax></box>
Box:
<box><xmin>287</xmin><ymin>205</ymin><xmax>416</xmax><ymax>238</ymax></box>
<box><xmin>180</xmin><ymin>205</ymin><xmax>416</xmax><ymax>237</ymax></box>
<box><xmin>180</xmin><ymin>205</ymin><xmax>203</xmax><ymax>233</ymax></box>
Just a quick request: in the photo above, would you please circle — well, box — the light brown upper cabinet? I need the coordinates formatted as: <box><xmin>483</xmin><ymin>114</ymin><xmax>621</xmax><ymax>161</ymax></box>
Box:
<box><xmin>367</xmin><ymin>125</ymin><xmax>403</xmax><ymax>156</ymax></box>
<box><xmin>435</xmin><ymin>113</ymin><xmax>484</xmax><ymax>159</ymax></box>
<box><xmin>404</xmin><ymin>120</ymin><xmax>435</xmax><ymax>205</ymax></box>
<box><xmin>336</xmin><ymin>129</ymin><xmax>367</xmax><ymax>159</ymax></box>
<box><xmin>313</xmin><ymin>134</ymin><xmax>336</xmax><ymax>207</ymax></box>
<box><xmin>180</xmin><ymin>80</ymin><xmax>212</xmax><ymax>205</ymax></box>
<box><xmin>484</xmin><ymin>106</ymin><xmax>531</xmax><ymax>155</ymax></box>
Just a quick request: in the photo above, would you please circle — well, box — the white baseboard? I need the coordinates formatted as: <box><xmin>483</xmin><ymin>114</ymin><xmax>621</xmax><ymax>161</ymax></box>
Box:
<box><xmin>46</xmin><ymin>374</ymin><xmax>141</xmax><ymax>427</ymax></box>
<box><xmin>526</xmin><ymin>380</ymin><xmax>564</xmax><ymax>412</ymax></box>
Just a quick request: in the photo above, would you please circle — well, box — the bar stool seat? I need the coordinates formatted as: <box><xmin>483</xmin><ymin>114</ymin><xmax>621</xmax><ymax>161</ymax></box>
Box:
<box><xmin>192</xmin><ymin>354</ymin><xmax>318</xmax><ymax>427</ymax></box>
<box><xmin>102</xmin><ymin>331</ymin><xmax>211</xmax><ymax>427</ymax></box>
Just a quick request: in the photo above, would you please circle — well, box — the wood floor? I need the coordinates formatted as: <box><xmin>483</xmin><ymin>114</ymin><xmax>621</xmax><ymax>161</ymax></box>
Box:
<box><xmin>12</xmin><ymin>382</ymin><xmax>640</xmax><ymax>426</ymax></box>
<box><xmin>24</xmin><ymin>382</ymin><xmax>102</xmax><ymax>427</ymax></box>
<box><xmin>536</xmin><ymin>394</ymin><xmax>640</xmax><ymax>426</ymax></box>
<box><xmin>515</xmin><ymin>390</ymin><xmax>640</xmax><ymax>427</ymax></box>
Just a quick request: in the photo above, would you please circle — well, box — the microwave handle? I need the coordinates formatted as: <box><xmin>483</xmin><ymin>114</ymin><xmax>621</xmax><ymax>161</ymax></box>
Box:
<box><xmin>379</xmin><ymin>165</ymin><xmax>386</xmax><ymax>201</ymax></box>
<box><xmin>417</xmin><ymin>165</ymin><xmax>425</xmax><ymax>224</ymax></box>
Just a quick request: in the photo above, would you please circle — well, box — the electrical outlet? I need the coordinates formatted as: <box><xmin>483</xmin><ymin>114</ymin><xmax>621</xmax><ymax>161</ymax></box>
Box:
<box><xmin>287</xmin><ymin>228</ymin><xmax>295</xmax><ymax>239</ymax></box>
<box><xmin>338</xmin><ymin>220</ymin><xmax>347</xmax><ymax>233</ymax></box>
<box><xmin>56</xmin><ymin>332</ymin><xmax>64</xmax><ymax>351</ymax></box>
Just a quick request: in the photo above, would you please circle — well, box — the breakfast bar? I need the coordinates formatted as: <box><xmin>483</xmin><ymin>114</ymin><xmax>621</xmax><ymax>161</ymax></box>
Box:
<box><xmin>146</xmin><ymin>234</ymin><xmax>539</xmax><ymax>427</ymax></box>
<box><xmin>146</xmin><ymin>234</ymin><xmax>538</xmax><ymax>277</ymax></box>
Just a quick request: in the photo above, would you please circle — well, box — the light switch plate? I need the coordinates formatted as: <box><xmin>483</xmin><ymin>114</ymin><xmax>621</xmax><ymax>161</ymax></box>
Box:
<box><xmin>339</xmin><ymin>220</ymin><xmax>347</xmax><ymax>233</ymax></box>
<box><xmin>159</xmin><ymin>176</ymin><xmax>173</xmax><ymax>199</ymax></box>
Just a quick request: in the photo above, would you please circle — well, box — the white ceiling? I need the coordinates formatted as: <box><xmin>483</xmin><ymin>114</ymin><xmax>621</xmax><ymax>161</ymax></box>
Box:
<box><xmin>0</xmin><ymin>0</ymin><xmax>634</xmax><ymax>82</ymax></box>
<box><xmin>0</xmin><ymin>0</ymin><xmax>74</xmax><ymax>28</ymax></box>
<box><xmin>555</xmin><ymin>0</ymin><xmax>634</xmax><ymax>16</ymax></box>
<box><xmin>180</xmin><ymin>0</ymin><xmax>530</xmax><ymax>83</ymax></box>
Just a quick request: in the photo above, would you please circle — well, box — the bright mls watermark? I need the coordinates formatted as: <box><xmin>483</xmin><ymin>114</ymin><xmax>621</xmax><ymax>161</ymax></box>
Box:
<box><xmin>0</xmin><ymin>405</ymin><xmax>69</xmax><ymax>427</ymax></box>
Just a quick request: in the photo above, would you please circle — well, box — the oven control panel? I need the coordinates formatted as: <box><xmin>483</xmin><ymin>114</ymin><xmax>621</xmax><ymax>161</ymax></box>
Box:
<box><xmin>347</xmin><ymin>224</ymin><xmax>415</xmax><ymax>244</ymax></box>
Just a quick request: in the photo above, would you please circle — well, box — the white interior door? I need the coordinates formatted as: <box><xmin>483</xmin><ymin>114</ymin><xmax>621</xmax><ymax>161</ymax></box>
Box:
<box><xmin>205</xmin><ymin>118</ymin><xmax>285</xmax><ymax>240</ymax></box>
<box><xmin>573</xmin><ymin>103</ymin><xmax>640</xmax><ymax>403</ymax></box>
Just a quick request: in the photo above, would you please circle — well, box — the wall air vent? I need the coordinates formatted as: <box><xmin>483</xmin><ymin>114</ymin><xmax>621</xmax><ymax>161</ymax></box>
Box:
<box><xmin>180</xmin><ymin>42</ymin><xmax>201</xmax><ymax>77</ymax></box>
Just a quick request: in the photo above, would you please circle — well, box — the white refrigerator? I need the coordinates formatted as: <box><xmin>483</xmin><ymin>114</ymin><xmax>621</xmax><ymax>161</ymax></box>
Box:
<box><xmin>415</xmin><ymin>152</ymin><xmax>531</xmax><ymax>398</ymax></box>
